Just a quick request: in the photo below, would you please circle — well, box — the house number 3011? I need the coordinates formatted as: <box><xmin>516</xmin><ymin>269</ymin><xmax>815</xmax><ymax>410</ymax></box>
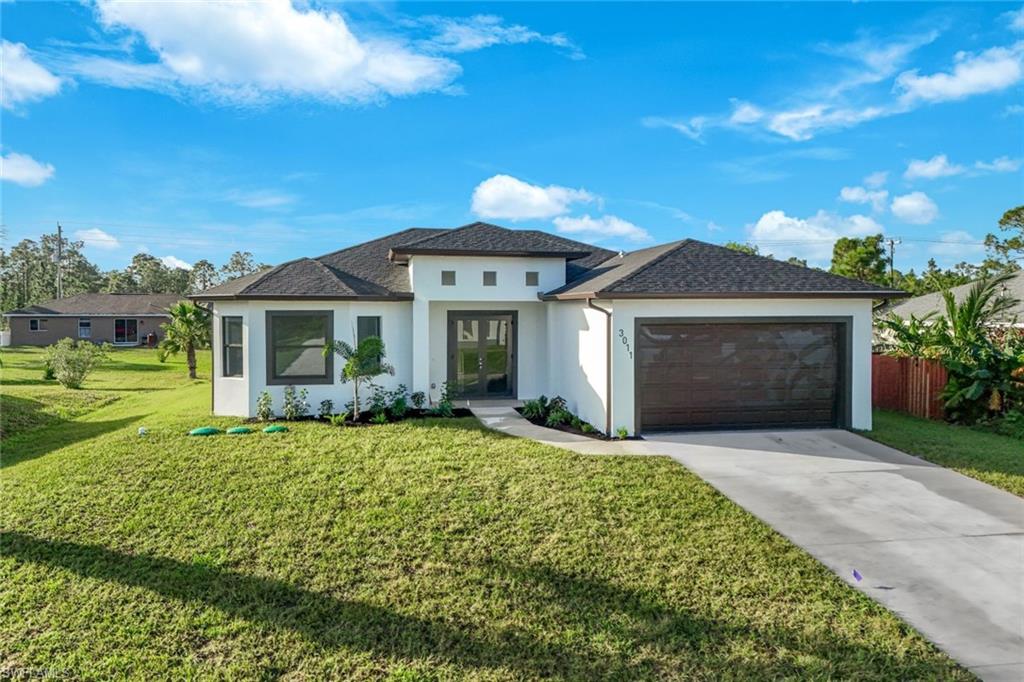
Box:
<box><xmin>617</xmin><ymin>329</ymin><xmax>633</xmax><ymax>359</ymax></box>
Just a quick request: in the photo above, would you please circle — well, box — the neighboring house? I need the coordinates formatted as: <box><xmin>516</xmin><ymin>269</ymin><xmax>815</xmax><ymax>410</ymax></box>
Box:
<box><xmin>193</xmin><ymin>222</ymin><xmax>904</xmax><ymax>434</ymax></box>
<box><xmin>882</xmin><ymin>271</ymin><xmax>1023</xmax><ymax>326</ymax></box>
<box><xmin>2</xmin><ymin>293</ymin><xmax>182</xmax><ymax>347</ymax></box>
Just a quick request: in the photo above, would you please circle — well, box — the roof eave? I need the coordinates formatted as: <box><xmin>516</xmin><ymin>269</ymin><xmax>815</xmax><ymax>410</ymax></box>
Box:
<box><xmin>541</xmin><ymin>290</ymin><xmax>910</xmax><ymax>301</ymax></box>
<box><xmin>189</xmin><ymin>293</ymin><xmax>415</xmax><ymax>302</ymax></box>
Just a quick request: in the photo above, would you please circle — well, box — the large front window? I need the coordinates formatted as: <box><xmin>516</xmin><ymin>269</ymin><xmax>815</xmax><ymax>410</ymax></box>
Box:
<box><xmin>266</xmin><ymin>311</ymin><xmax>333</xmax><ymax>384</ymax></box>
<box><xmin>222</xmin><ymin>316</ymin><xmax>243</xmax><ymax>377</ymax></box>
<box><xmin>78</xmin><ymin>318</ymin><xmax>91</xmax><ymax>338</ymax></box>
<box><xmin>114</xmin><ymin>319</ymin><xmax>138</xmax><ymax>344</ymax></box>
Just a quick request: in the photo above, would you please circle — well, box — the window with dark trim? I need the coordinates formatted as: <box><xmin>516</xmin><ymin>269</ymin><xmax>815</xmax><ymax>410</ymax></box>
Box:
<box><xmin>482</xmin><ymin>271</ymin><xmax>497</xmax><ymax>286</ymax></box>
<box><xmin>266</xmin><ymin>311</ymin><xmax>333</xmax><ymax>385</ymax></box>
<box><xmin>29</xmin><ymin>319</ymin><xmax>48</xmax><ymax>332</ymax></box>
<box><xmin>78</xmin><ymin>318</ymin><xmax>92</xmax><ymax>338</ymax></box>
<box><xmin>356</xmin><ymin>316</ymin><xmax>381</xmax><ymax>343</ymax></box>
<box><xmin>441</xmin><ymin>270</ymin><xmax>456</xmax><ymax>286</ymax></box>
<box><xmin>525</xmin><ymin>271</ymin><xmax>539</xmax><ymax>286</ymax></box>
<box><xmin>222</xmin><ymin>316</ymin><xmax>243</xmax><ymax>377</ymax></box>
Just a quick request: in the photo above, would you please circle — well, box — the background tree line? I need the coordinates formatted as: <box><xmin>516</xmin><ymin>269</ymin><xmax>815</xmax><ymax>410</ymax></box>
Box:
<box><xmin>725</xmin><ymin>205</ymin><xmax>1023</xmax><ymax>296</ymax></box>
<box><xmin>0</xmin><ymin>228</ymin><xmax>268</xmax><ymax>313</ymax></box>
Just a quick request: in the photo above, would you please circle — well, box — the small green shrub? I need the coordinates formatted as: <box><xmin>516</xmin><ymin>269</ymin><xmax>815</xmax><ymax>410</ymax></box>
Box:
<box><xmin>281</xmin><ymin>386</ymin><xmax>309</xmax><ymax>421</ymax></box>
<box><xmin>370</xmin><ymin>412</ymin><xmax>389</xmax><ymax>424</ymax></box>
<box><xmin>580</xmin><ymin>422</ymin><xmax>595</xmax><ymax>434</ymax></box>
<box><xmin>388</xmin><ymin>384</ymin><xmax>409</xmax><ymax>419</ymax></box>
<box><xmin>570</xmin><ymin>415</ymin><xmax>583</xmax><ymax>430</ymax></box>
<box><xmin>367</xmin><ymin>385</ymin><xmax>389</xmax><ymax>418</ymax></box>
<box><xmin>42</xmin><ymin>360</ymin><xmax>55</xmax><ymax>381</ymax></box>
<box><xmin>256</xmin><ymin>390</ymin><xmax>274</xmax><ymax>422</ymax></box>
<box><xmin>43</xmin><ymin>339</ymin><xmax>111</xmax><ymax>389</ymax></box>
<box><xmin>410</xmin><ymin>391</ymin><xmax>426</xmax><ymax>409</ymax></box>
<box><xmin>428</xmin><ymin>382</ymin><xmax>455</xmax><ymax>418</ymax></box>
<box><xmin>545</xmin><ymin>408</ymin><xmax>571</xmax><ymax>427</ymax></box>
<box><xmin>318</xmin><ymin>399</ymin><xmax>334</xmax><ymax>420</ymax></box>
<box><xmin>521</xmin><ymin>398</ymin><xmax>546</xmax><ymax>420</ymax></box>
<box><xmin>616</xmin><ymin>426</ymin><xmax>629</xmax><ymax>440</ymax></box>
<box><xmin>330</xmin><ymin>412</ymin><xmax>350</xmax><ymax>427</ymax></box>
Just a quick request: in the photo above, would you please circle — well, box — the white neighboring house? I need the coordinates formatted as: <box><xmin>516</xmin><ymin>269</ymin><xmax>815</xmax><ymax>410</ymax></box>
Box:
<box><xmin>193</xmin><ymin>222</ymin><xmax>905</xmax><ymax>434</ymax></box>
<box><xmin>882</xmin><ymin>271</ymin><xmax>1024</xmax><ymax>327</ymax></box>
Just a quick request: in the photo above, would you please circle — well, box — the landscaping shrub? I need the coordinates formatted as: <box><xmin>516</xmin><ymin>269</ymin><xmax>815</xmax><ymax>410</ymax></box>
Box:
<box><xmin>546</xmin><ymin>407</ymin><xmax>571</xmax><ymax>427</ymax></box>
<box><xmin>370</xmin><ymin>412</ymin><xmax>389</xmax><ymax>424</ymax></box>
<box><xmin>521</xmin><ymin>396</ymin><xmax>548</xmax><ymax>420</ymax></box>
<box><xmin>427</xmin><ymin>382</ymin><xmax>455</xmax><ymax>418</ymax></box>
<box><xmin>330</xmin><ymin>412</ymin><xmax>349</xmax><ymax>427</ymax></box>
<box><xmin>388</xmin><ymin>384</ymin><xmax>409</xmax><ymax>419</ymax></box>
<box><xmin>281</xmin><ymin>385</ymin><xmax>309</xmax><ymax>421</ymax></box>
<box><xmin>410</xmin><ymin>391</ymin><xmax>426</xmax><ymax>409</ymax></box>
<box><xmin>318</xmin><ymin>399</ymin><xmax>334</xmax><ymax>420</ymax></box>
<box><xmin>616</xmin><ymin>426</ymin><xmax>629</xmax><ymax>440</ymax></box>
<box><xmin>367</xmin><ymin>385</ymin><xmax>389</xmax><ymax>419</ymax></box>
<box><xmin>256</xmin><ymin>390</ymin><xmax>274</xmax><ymax>422</ymax></box>
<box><xmin>43</xmin><ymin>339</ymin><xmax>111</xmax><ymax>389</ymax></box>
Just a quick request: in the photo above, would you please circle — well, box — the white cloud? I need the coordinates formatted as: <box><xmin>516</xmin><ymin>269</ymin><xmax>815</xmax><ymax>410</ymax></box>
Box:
<box><xmin>552</xmin><ymin>214</ymin><xmax>651</xmax><ymax>243</ymax></box>
<box><xmin>748</xmin><ymin>210</ymin><xmax>883</xmax><ymax>264</ymax></box>
<box><xmin>728</xmin><ymin>99</ymin><xmax>764</xmax><ymax>124</ymax></box>
<box><xmin>1</xmin><ymin>40</ymin><xmax>62</xmax><ymax>110</ymax></box>
<box><xmin>641</xmin><ymin>115</ymin><xmax>708</xmax><ymax>142</ymax></box>
<box><xmin>890</xmin><ymin>191</ymin><xmax>939</xmax><ymax>224</ymax></box>
<box><xmin>975</xmin><ymin>156</ymin><xmax>1022</xmax><ymax>172</ymax></box>
<box><xmin>839</xmin><ymin>186</ymin><xmax>889</xmax><ymax>212</ymax></box>
<box><xmin>1003</xmin><ymin>103</ymin><xmax>1024</xmax><ymax>117</ymax></box>
<box><xmin>929</xmin><ymin>230</ymin><xmax>986</xmax><ymax>259</ymax></box>
<box><xmin>864</xmin><ymin>171</ymin><xmax>889</xmax><ymax>188</ymax></box>
<box><xmin>83</xmin><ymin>0</ymin><xmax>461</xmax><ymax>105</ymax></box>
<box><xmin>904</xmin><ymin>154</ymin><xmax>965</xmax><ymax>180</ymax></box>
<box><xmin>160</xmin><ymin>255</ymin><xmax>192</xmax><ymax>269</ymax></box>
<box><xmin>766</xmin><ymin>104</ymin><xmax>888</xmax><ymax>141</ymax></box>
<box><xmin>75</xmin><ymin>228</ymin><xmax>121</xmax><ymax>250</ymax></box>
<box><xmin>897</xmin><ymin>43</ymin><xmax>1024</xmax><ymax>104</ymax></box>
<box><xmin>415</xmin><ymin>15</ymin><xmax>583</xmax><ymax>59</ymax></box>
<box><xmin>0</xmin><ymin>151</ymin><xmax>55</xmax><ymax>187</ymax></box>
<box><xmin>471</xmin><ymin>174</ymin><xmax>594</xmax><ymax>220</ymax></box>
<box><xmin>1006</xmin><ymin>7</ymin><xmax>1024</xmax><ymax>32</ymax></box>
<box><xmin>226</xmin><ymin>189</ymin><xmax>296</xmax><ymax>209</ymax></box>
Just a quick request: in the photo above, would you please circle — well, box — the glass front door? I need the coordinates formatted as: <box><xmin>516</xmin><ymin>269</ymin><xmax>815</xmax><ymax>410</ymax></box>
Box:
<box><xmin>448</xmin><ymin>313</ymin><xmax>514</xmax><ymax>398</ymax></box>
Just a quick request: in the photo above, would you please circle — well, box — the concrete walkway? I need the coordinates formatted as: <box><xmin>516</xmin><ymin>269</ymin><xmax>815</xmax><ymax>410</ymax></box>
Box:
<box><xmin>471</xmin><ymin>406</ymin><xmax>1024</xmax><ymax>681</ymax></box>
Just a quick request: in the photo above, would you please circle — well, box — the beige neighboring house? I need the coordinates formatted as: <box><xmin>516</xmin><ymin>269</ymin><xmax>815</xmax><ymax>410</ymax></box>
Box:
<box><xmin>2</xmin><ymin>293</ymin><xmax>183</xmax><ymax>347</ymax></box>
<box><xmin>883</xmin><ymin>271</ymin><xmax>1024</xmax><ymax>326</ymax></box>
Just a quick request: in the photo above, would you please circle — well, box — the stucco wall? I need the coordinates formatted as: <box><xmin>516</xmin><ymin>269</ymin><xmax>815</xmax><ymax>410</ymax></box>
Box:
<box><xmin>210</xmin><ymin>300</ymin><xmax>412</xmax><ymax>417</ymax></box>
<box><xmin>607</xmin><ymin>298</ymin><xmax>875</xmax><ymax>435</ymax></box>
<box><xmin>6</xmin><ymin>315</ymin><xmax>168</xmax><ymax>346</ymax></box>
<box><xmin>410</xmin><ymin>255</ymin><xmax>566</xmax><ymax>302</ymax></box>
<box><xmin>545</xmin><ymin>300</ymin><xmax>609</xmax><ymax>433</ymax></box>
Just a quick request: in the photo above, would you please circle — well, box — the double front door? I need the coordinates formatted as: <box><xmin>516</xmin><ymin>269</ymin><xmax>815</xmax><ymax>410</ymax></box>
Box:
<box><xmin>447</xmin><ymin>312</ymin><xmax>516</xmax><ymax>398</ymax></box>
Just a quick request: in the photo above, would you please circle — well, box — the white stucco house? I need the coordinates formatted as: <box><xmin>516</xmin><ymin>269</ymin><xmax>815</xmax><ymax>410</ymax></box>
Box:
<box><xmin>194</xmin><ymin>222</ymin><xmax>905</xmax><ymax>434</ymax></box>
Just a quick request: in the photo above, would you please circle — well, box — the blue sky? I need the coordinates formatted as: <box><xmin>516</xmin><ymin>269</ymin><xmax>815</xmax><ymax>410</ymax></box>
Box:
<box><xmin>2</xmin><ymin>1</ymin><xmax>1022</xmax><ymax>274</ymax></box>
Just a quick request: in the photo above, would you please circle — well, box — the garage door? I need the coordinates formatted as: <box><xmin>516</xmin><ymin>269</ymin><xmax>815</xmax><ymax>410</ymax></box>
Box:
<box><xmin>637</xmin><ymin>321</ymin><xmax>843</xmax><ymax>431</ymax></box>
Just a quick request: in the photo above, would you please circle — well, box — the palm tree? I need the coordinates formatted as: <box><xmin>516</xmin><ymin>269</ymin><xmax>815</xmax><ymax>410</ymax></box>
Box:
<box><xmin>159</xmin><ymin>301</ymin><xmax>211</xmax><ymax>379</ymax></box>
<box><xmin>322</xmin><ymin>336</ymin><xmax>393</xmax><ymax>419</ymax></box>
<box><xmin>937</xmin><ymin>272</ymin><xmax>1019</xmax><ymax>348</ymax></box>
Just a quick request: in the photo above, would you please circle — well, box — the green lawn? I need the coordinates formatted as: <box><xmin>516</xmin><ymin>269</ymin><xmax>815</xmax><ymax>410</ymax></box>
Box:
<box><xmin>864</xmin><ymin>410</ymin><xmax>1024</xmax><ymax>498</ymax></box>
<box><xmin>1</xmin><ymin>348</ymin><xmax>969</xmax><ymax>680</ymax></box>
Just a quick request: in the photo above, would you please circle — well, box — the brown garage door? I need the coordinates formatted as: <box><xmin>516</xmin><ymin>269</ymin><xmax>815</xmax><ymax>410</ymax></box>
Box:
<box><xmin>637</xmin><ymin>321</ymin><xmax>842</xmax><ymax>431</ymax></box>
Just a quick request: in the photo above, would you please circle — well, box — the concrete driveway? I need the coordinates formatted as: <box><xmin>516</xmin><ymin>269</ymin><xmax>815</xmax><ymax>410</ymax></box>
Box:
<box><xmin>644</xmin><ymin>430</ymin><xmax>1024</xmax><ymax>681</ymax></box>
<box><xmin>472</xmin><ymin>409</ymin><xmax>1024</xmax><ymax>681</ymax></box>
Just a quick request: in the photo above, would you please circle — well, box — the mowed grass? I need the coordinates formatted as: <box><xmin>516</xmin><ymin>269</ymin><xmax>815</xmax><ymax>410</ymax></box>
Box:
<box><xmin>1</xmin><ymin>348</ymin><xmax>969</xmax><ymax>680</ymax></box>
<box><xmin>864</xmin><ymin>410</ymin><xmax>1024</xmax><ymax>498</ymax></box>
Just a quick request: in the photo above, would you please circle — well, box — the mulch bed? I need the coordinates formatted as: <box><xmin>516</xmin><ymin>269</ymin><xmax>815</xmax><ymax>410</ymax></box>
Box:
<box><xmin>248</xmin><ymin>408</ymin><xmax>473</xmax><ymax>426</ymax></box>
<box><xmin>515</xmin><ymin>408</ymin><xmax>614</xmax><ymax>441</ymax></box>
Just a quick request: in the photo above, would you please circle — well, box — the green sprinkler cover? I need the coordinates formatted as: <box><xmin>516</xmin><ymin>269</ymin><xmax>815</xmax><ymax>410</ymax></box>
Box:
<box><xmin>188</xmin><ymin>426</ymin><xmax>222</xmax><ymax>436</ymax></box>
<box><xmin>226</xmin><ymin>426</ymin><xmax>253</xmax><ymax>435</ymax></box>
<box><xmin>263</xmin><ymin>424</ymin><xmax>289</xmax><ymax>433</ymax></box>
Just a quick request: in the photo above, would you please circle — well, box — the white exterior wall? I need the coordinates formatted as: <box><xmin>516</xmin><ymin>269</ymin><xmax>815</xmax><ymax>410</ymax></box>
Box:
<box><xmin>210</xmin><ymin>300</ymin><xmax>412</xmax><ymax>417</ymax></box>
<box><xmin>545</xmin><ymin>300</ymin><xmax>609</xmax><ymax>432</ymax></box>
<box><xmin>608</xmin><ymin>298</ymin><xmax>875</xmax><ymax>435</ymax></box>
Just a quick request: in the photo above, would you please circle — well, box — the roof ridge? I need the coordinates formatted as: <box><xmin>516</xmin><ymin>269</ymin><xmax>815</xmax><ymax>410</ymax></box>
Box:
<box><xmin>392</xmin><ymin>222</ymin><xmax>489</xmax><ymax>249</ymax></box>
<box><xmin>596</xmin><ymin>239</ymin><xmax>693</xmax><ymax>293</ymax></box>
<box><xmin>315</xmin><ymin>227</ymin><xmax>449</xmax><ymax>260</ymax></box>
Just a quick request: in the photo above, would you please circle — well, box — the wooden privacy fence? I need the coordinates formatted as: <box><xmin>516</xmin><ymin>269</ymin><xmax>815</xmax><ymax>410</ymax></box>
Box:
<box><xmin>872</xmin><ymin>354</ymin><xmax>948</xmax><ymax>420</ymax></box>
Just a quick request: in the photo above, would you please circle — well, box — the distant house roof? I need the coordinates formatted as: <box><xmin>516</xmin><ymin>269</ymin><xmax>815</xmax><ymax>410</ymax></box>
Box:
<box><xmin>192</xmin><ymin>223</ymin><xmax>905</xmax><ymax>302</ymax></box>
<box><xmin>3</xmin><ymin>293</ymin><xmax>182</xmax><ymax>316</ymax></box>
<box><xmin>194</xmin><ymin>224</ymin><xmax>616</xmax><ymax>300</ymax></box>
<box><xmin>542</xmin><ymin>239</ymin><xmax>908</xmax><ymax>300</ymax></box>
<box><xmin>884</xmin><ymin>271</ymin><xmax>1024</xmax><ymax>323</ymax></box>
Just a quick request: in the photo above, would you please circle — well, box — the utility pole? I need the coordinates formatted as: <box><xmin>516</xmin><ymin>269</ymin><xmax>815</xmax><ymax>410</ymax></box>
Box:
<box><xmin>56</xmin><ymin>221</ymin><xmax>63</xmax><ymax>299</ymax></box>
<box><xmin>884</xmin><ymin>237</ymin><xmax>901</xmax><ymax>288</ymax></box>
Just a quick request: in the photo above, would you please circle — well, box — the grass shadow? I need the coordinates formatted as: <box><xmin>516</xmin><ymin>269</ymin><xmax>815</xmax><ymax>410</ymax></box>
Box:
<box><xmin>0</xmin><ymin>533</ymin><xmax>959</xmax><ymax>679</ymax></box>
<box><xmin>1</xmin><ymin>414</ymin><xmax>144</xmax><ymax>468</ymax></box>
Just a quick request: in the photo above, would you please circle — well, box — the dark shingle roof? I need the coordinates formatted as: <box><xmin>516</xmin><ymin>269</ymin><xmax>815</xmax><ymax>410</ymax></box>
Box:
<box><xmin>544</xmin><ymin>239</ymin><xmax>907</xmax><ymax>299</ymax></box>
<box><xmin>389</xmin><ymin>222</ymin><xmax>598</xmax><ymax>261</ymax></box>
<box><xmin>3</xmin><ymin>293</ymin><xmax>182</xmax><ymax>316</ymax></box>
<box><xmin>193</xmin><ymin>224</ymin><xmax>611</xmax><ymax>300</ymax></box>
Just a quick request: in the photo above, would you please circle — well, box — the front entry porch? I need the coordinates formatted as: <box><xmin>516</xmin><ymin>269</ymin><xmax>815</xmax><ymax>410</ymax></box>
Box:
<box><xmin>446</xmin><ymin>311</ymin><xmax>517</xmax><ymax>399</ymax></box>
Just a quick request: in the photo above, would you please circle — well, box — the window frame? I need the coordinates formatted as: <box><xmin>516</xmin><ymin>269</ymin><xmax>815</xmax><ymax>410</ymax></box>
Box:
<box><xmin>525</xmin><ymin>271</ymin><xmax>539</xmax><ymax>287</ymax></box>
<box><xmin>222</xmin><ymin>316</ymin><xmax>244</xmax><ymax>378</ymax></box>
<box><xmin>114</xmin><ymin>318</ymin><xmax>139</xmax><ymax>344</ymax></box>
<box><xmin>441</xmin><ymin>270</ymin><xmax>456</xmax><ymax>286</ymax></box>
<box><xmin>482</xmin><ymin>271</ymin><xmax>497</xmax><ymax>286</ymax></box>
<box><xmin>265</xmin><ymin>310</ymin><xmax>334</xmax><ymax>385</ymax></box>
<box><xmin>356</xmin><ymin>315</ymin><xmax>382</xmax><ymax>344</ymax></box>
<box><xmin>29</xmin><ymin>318</ymin><xmax>47</xmax><ymax>332</ymax></box>
<box><xmin>78</xmin><ymin>318</ymin><xmax>92</xmax><ymax>338</ymax></box>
